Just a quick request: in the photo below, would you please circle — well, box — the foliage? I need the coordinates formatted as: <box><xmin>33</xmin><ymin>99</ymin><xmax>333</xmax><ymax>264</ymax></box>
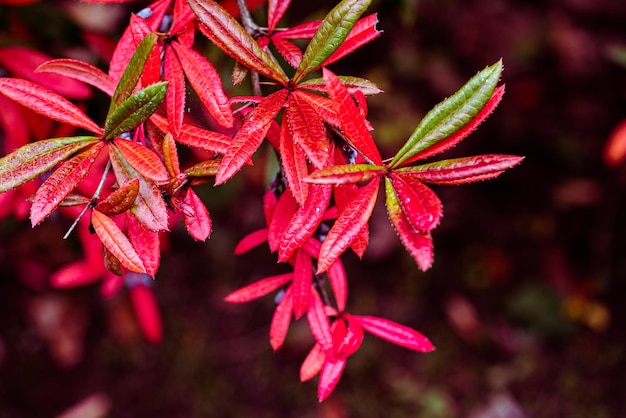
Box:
<box><xmin>0</xmin><ymin>0</ymin><xmax>521</xmax><ymax>401</ymax></box>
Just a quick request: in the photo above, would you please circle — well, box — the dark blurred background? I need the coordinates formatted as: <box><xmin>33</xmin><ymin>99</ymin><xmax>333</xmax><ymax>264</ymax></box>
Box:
<box><xmin>1</xmin><ymin>0</ymin><xmax>626</xmax><ymax>416</ymax></box>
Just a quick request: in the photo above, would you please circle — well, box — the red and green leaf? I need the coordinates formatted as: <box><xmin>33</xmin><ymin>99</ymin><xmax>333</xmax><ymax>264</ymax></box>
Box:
<box><xmin>109</xmin><ymin>32</ymin><xmax>158</xmax><ymax>112</ymax></box>
<box><xmin>293</xmin><ymin>0</ymin><xmax>373</xmax><ymax>83</ymax></box>
<box><xmin>0</xmin><ymin>79</ymin><xmax>102</xmax><ymax>134</ymax></box>
<box><xmin>389</xmin><ymin>60</ymin><xmax>503</xmax><ymax>168</ymax></box>
<box><xmin>215</xmin><ymin>89</ymin><xmax>288</xmax><ymax>185</ymax></box>
<box><xmin>30</xmin><ymin>142</ymin><xmax>105</xmax><ymax>226</ymax></box>
<box><xmin>189</xmin><ymin>0</ymin><xmax>288</xmax><ymax>84</ymax></box>
<box><xmin>317</xmin><ymin>177</ymin><xmax>380</xmax><ymax>273</ymax></box>
<box><xmin>397</xmin><ymin>154</ymin><xmax>524</xmax><ymax>185</ymax></box>
<box><xmin>298</xmin><ymin>75</ymin><xmax>382</xmax><ymax>96</ymax></box>
<box><xmin>321</xmin><ymin>13</ymin><xmax>381</xmax><ymax>68</ymax></box>
<box><xmin>305</xmin><ymin>163</ymin><xmax>386</xmax><ymax>185</ymax></box>
<box><xmin>0</xmin><ymin>136</ymin><xmax>99</xmax><ymax>193</ymax></box>
<box><xmin>91</xmin><ymin>209</ymin><xmax>146</xmax><ymax>274</ymax></box>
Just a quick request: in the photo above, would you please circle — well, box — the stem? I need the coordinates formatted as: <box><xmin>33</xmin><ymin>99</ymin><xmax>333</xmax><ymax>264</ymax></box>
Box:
<box><xmin>236</xmin><ymin>0</ymin><xmax>260</xmax><ymax>33</ymax></box>
<box><xmin>63</xmin><ymin>160</ymin><xmax>112</xmax><ymax>239</ymax></box>
<box><xmin>236</xmin><ymin>0</ymin><xmax>263</xmax><ymax>98</ymax></box>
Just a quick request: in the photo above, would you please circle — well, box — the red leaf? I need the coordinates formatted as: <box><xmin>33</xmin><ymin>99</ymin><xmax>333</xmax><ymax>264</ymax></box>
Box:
<box><xmin>292</xmin><ymin>249</ymin><xmax>313</xmax><ymax>319</ymax></box>
<box><xmin>180</xmin><ymin>188</ymin><xmax>212</xmax><ymax>241</ymax></box>
<box><xmin>300</xmin><ymin>343</ymin><xmax>324</xmax><ymax>382</ymax></box>
<box><xmin>317</xmin><ymin>177</ymin><xmax>380</xmax><ymax>273</ymax></box>
<box><xmin>294</xmin><ymin>90</ymin><xmax>341</xmax><ymax>128</ymax></box>
<box><xmin>399</xmin><ymin>154</ymin><xmax>525</xmax><ymax>185</ymax></box>
<box><xmin>161</xmin><ymin>132</ymin><xmax>181</xmax><ymax>178</ymax></box>
<box><xmin>0</xmin><ymin>136</ymin><xmax>100</xmax><ymax>193</ymax></box>
<box><xmin>50</xmin><ymin>261</ymin><xmax>104</xmax><ymax>288</ymax></box>
<box><xmin>234</xmin><ymin>228</ymin><xmax>269</xmax><ymax>255</ymax></box>
<box><xmin>278</xmin><ymin>184</ymin><xmax>333</xmax><ymax>262</ymax></box>
<box><xmin>91</xmin><ymin>209</ymin><xmax>146</xmax><ymax>274</ymax></box>
<box><xmin>400</xmin><ymin>85</ymin><xmax>506</xmax><ymax>165</ymax></box>
<box><xmin>171</xmin><ymin>42</ymin><xmax>234</xmax><ymax>128</ymax></box>
<box><xmin>216</xmin><ymin>89</ymin><xmax>288</xmax><ymax>185</ymax></box>
<box><xmin>306</xmin><ymin>288</ymin><xmax>333</xmax><ymax>354</ymax></box>
<box><xmin>109</xmin><ymin>146</ymin><xmax>169</xmax><ymax>231</ymax></box>
<box><xmin>327</xmin><ymin>260</ymin><xmax>348</xmax><ymax>313</ymax></box>
<box><xmin>305</xmin><ymin>163</ymin><xmax>386</xmax><ymax>185</ymax></box>
<box><xmin>151</xmin><ymin>115</ymin><xmax>232</xmax><ymax>154</ymax></box>
<box><xmin>127</xmin><ymin>212</ymin><xmax>161</xmax><ymax>277</ymax></box>
<box><xmin>0</xmin><ymin>47</ymin><xmax>91</xmax><ymax>99</ymax></box>
<box><xmin>288</xmin><ymin>92</ymin><xmax>330</xmax><ymax>169</ymax></box>
<box><xmin>268</xmin><ymin>0</ymin><xmax>291</xmax><ymax>32</ymax></box>
<box><xmin>321</xmin><ymin>14</ymin><xmax>381</xmax><ymax>68</ymax></box>
<box><xmin>279</xmin><ymin>120</ymin><xmax>310</xmax><ymax>205</ymax></box>
<box><xmin>388</xmin><ymin>173</ymin><xmax>442</xmax><ymax>232</ymax></box>
<box><xmin>271</xmin><ymin>37</ymin><xmax>303</xmax><ymax>68</ymax></box>
<box><xmin>0</xmin><ymin>78</ymin><xmax>102</xmax><ymax>134</ymax></box>
<box><xmin>279</xmin><ymin>20</ymin><xmax>322</xmax><ymax>39</ymax></box>
<box><xmin>354</xmin><ymin>315</ymin><xmax>435</xmax><ymax>352</ymax></box>
<box><xmin>334</xmin><ymin>183</ymin><xmax>370</xmax><ymax>257</ymax></box>
<box><xmin>334</xmin><ymin>315</ymin><xmax>364</xmax><ymax>358</ymax></box>
<box><xmin>323</xmin><ymin>68</ymin><xmax>381</xmax><ymax>165</ymax></box>
<box><xmin>384</xmin><ymin>177</ymin><xmax>434</xmax><ymax>271</ymax></box>
<box><xmin>95</xmin><ymin>178</ymin><xmax>140</xmax><ymax>216</ymax></box>
<box><xmin>129</xmin><ymin>15</ymin><xmax>162</xmax><ymax>87</ymax></box>
<box><xmin>35</xmin><ymin>58</ymin><xmax>116</xmax><ymax>97</ymax></box>
<box><xmin>113</xmin><ymin>138</ymin><xmax>169</xmax><ymax>182</ymax></box>
<box><xmin>317</xmin><ymin>358</ymin><xmax>346</xmax><ymax>402</ymax></box>
<box><xmin>224</xmin><ymin>272</ymin><xmax>293</xmax><ymax>303</ymax></box>
<box><xmin>128</xmin><ymin>281</ymin><xmax>162</xmax><ymax>343</ymax></box>
<box><xmin>189</xmin><ymin>0</ymin><xmax>288</xmax><ymax>84</ymax></box>
<box><xmin>163</xmin><ymin>47</ymin><xmax>186</xmax><ymax>137</ymax></box>
<box><xmin>267</xmin><ymin>188</ymin><xmax>297</xmax><ymax>252</ymax></box>
<box><xmin>270</xmin><ymin>286</ymin><xmax>293</xmax><ymax>350</ymax></box>
<box><xmin>30</xmin><ymin>142</ymin><xmax>104</xmax><ymax>226</ymax></box>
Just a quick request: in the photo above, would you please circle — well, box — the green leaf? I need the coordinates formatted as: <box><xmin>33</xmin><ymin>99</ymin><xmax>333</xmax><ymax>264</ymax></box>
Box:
<box><xmin>293</xmin><ymin>0</ymin><xmax>372</xmax><ymax>83</ymax></box>
<box><xmin>298</xmin><ymin>75</ymin><xmax>382</xmax><ymax>96</ymax></box>
<box><xmin>0</xmin><ymin>136</ymin><xmax>99</xmax><ymax>193</ymax></box>
<box><xmin>390</xmin><ymin>60</ymin><xmax>503</xmax><ymax>168</ymax></box>
<box><xmin>109</xmin><ymin>32</ymin><xmax>158</xmax><ymax>115</ymax></box>
<box><xmin>103</xmin><ymin>81</ymin><xmax>168</xmax><ymax>140</ymax></box>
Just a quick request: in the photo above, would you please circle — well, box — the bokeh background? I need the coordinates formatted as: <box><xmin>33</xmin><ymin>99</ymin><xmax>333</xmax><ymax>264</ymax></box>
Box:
<box><xmin>1</xmin><ymin>0</ymin><xmax>626</xmax><ymax>416</ymax></box>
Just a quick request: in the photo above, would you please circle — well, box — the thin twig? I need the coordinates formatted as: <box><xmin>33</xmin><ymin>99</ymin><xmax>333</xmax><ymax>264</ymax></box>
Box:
<box><xmin>63</xmin><ymin>160</ymin><xmax>112</xmax><ymax>239</ymax></box>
